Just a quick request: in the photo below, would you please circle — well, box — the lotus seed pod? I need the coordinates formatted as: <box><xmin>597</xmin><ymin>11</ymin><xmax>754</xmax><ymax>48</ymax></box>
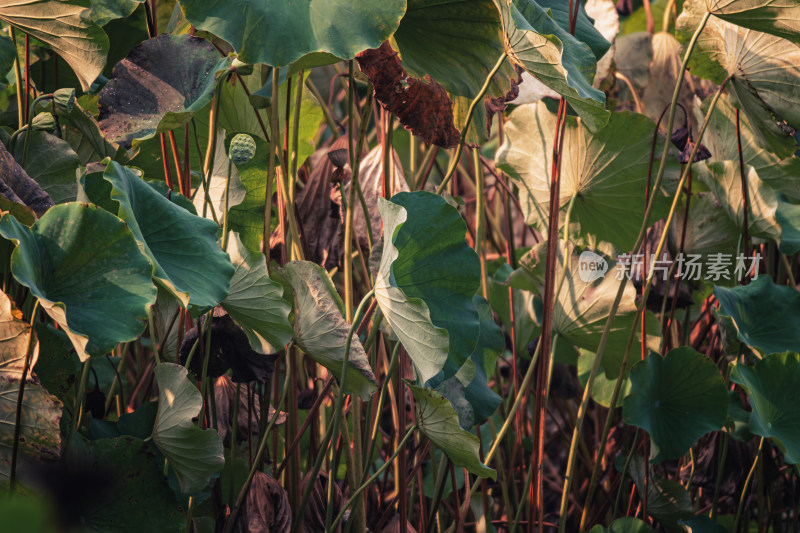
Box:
<box><xmin>53</xmin><ymin>88</ymin><xmax>76</xmax><ymax>113</ymax></box>
<box><xmin>32</xmin><ymin>112</ymin><xmax>57</xmax><ymax>131</ymax></box>
<box><xmin>228</xmin><ymin>134</ymin><xmax>256</xmax><ymax>165</ymax></box>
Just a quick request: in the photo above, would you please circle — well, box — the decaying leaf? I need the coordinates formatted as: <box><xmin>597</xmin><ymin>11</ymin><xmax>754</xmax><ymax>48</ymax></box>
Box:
<box><xmin>234</xmin><ymin>471</ymin><xmax>292</xmax><ymax>533</ymax></box>
<box><xmin>356</xmin><ymin>42</ymin><xmax>460</xmax><ymax>148</ymax></box>
<box><xmin>344</xmin><ymin>144</ymin><xmax>410</xmax><ymax>248</ymax></box>
<box><xmin>180</xmin><ymin>309</ymin><xmax>278</xmax><ymax>383</ymax></box>
<box><xmin>214</xmin><ymin>374</ymin><xmax>286</xmax><ymax>445</ymax></box>
<box><xmin>300</xmin><ymin>470</ymin><xmax>343</xmax><ymax>533</ymax></box>
<box><xmin>0</xmin><ymin>141</ymin><xmax>53</xmax><ymax>218</ymax></box>
<box><xmin>382</xmin><ymin>515</ymin><xmax>420</xmax><ymax>533</ymax></box>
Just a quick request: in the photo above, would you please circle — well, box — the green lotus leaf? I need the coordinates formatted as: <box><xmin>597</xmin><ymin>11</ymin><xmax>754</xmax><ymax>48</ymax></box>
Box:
<box><xmin>496</xmin><ymin>102</ymin><xmax>670</xmax><ymax>250</ymax></box>
<box><xmin>95</xmin><ymin>161</ymin><xmax>234</xmax><ymax>311</ymax></box>
<box><xmin>152</xmin><ymin>363</ymin><xmax>224</xmax><ymax>495</ymax></box>
<box><xmin>0</xmin><ymin>376</ymin><xmax>62</xmax><ymax>483</ymax></box>
<box><xmin>589</xmin><ymin>517</ymin><xmax>656</xmax><ymax>533</ymax></box>
<box><xmin>730</xmin><ymin>351</ymin><xmax>800</xmax><ymax>464</ymax></box>
<box><xmin>13</xmin><ymin>131</ymin><xmax>82</xmax><ymax>204</ymax></box>
<box><xmin>98</xmin><ymin>34</ymin><xmax>229</xmax><ymax>149</ymax></box>
<box><xmin>178</xmin><ymin>0</ymin><xmax>406</xmax><ymax>67</ymax></box>
<box><xmin>578</xmin><ymin>349</ymin><xmax>631</xmax><ymax>409</ymax></box>
<box><xmin>623</xmin><ymin>348</ymin><xmax>728</xmax><ymax>463</ymax></box>
<box><xmin>55</xmin><ymin>99</ymin><xmax>126</xmax><ymax>166</ymax></box>
<box><xmin>89</xmin><ymin>0</ymin><xmax>145</xmax><ymax>26</ymax></box>
<box><xmin>221</xmin><ymin>232</ymin><xmax>293</xmax><ymax>354</ymax></box>
<box><xmin>407</xmin><ymin>383</ymin><xmax>496</xmax><ymax>479</ymax></box>
<box><xmin>434</xmin><ymin>295</ymin><xmax>503</xmax><ymax>428</ymax></box>
<box><xmin>497</xmin><ymin>0</ymin><xmax>609</xmax><ymax>131</ymax></box>
<box><xmin>0</xmin><ymin>292</ymin><xmax>36</xmax><ymax>378</ymax></box>
<box><xmin>0</xmin><ymin>204</ymin><xmax>156</xmax><ymax>360</ymax></box>
<box><xmin>80</xmin><ymin>436</ymin><xmax>184</xmax><ymax>531</ymax></box>
<box><xmin>375</xmin><ymin>192</ymin><xmax>481</xmax><ymax>385</ymax></box>
<box><xmin>284</xmin><ymin>261</ymin><xmax>377</xmax><ymax>401</ymax></box>
<box><xmin>776</xmin><ymin>202</ymin><xmax>800</xmax><ymax>254</ymax></box>
<box><xmin>680</xmin><ymin>516</ymin><xmax>728</xmax><ymax>533</ymax></box>
<box><xmin>678</xmin><ymin>0</ymin><xmax>800</xmax><ymax>156</ymax></box>
<box><xmin>715</xmin><ymin>276</ymin><xmax>800</xmax><ymax>355</ymax></box>
<box><xmin>705</xmin><ymin>0</ymin><xmax>800</xmax><ymax>45</ymax></box>
<box><xmin>535</xmin><ymin>0</ymin><xmax>612</xmax><ymax>60</ymax></box>
<box><xmin>0</xmin><ymin>0</ymin><xmax>109</xmax><ymax>91</ymax></box>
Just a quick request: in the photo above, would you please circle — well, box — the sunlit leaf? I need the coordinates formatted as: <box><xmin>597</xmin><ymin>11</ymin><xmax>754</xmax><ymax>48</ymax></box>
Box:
<box><xmin>407</xmin><ymin>383</ymin><xmax>496</xmax><ymax>479</ymax></box>
<box><xmin>152</xmin><ymin>363</ymin><xmax>224</xmax><ymax>494</ymax></box>
<box><xmin>0</xmin><ymin>0</ymin><xmax>109</xmax><ymax>91</ymax></box>
<box><xmin>222</xmin><ymin>232</ymin><xmax>293</xmax><ymax>354</ymax></box>
<box><xmin>705</xmin><ymin>0</ymin><xmax>800</xmax><ymax>44</ymax></box>
<box><xmin>98</xmin><ymin>34</ymin><xmax>229</xmax><ymax>148</ymax></box>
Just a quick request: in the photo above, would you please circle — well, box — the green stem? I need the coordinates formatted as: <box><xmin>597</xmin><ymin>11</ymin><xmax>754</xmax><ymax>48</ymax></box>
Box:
<box><xmin>331</xmin><ymin>424</ymin><xmax>418</xmax><ymax>531</ymax></box>
<box><xmin>560</xmin><ymin>13</ymin><xmax>713</xmax><ymax>532</ymax></box>
<box><xmin>9</xmin><ymin>300</ymin><xmax>39</xmax><ymax>492</ymax></box>
<box><xmin>436</xmin><ymin>52</ymin><xmax>507</xmax><ymax>195</ymax></box>
<box><xmin>734</xmin><ymin>437</ymin><xmax>764</xmax><ymax>532</ymax></box>
<box><xmin>221</xmin><ymin>160</ymin><xmax>233</xmax><ymax>250</ymax></box>
<box><xmin>9</xmin><ymin>28</ymin><xmax>23</xmax><ymax>130</ymax></box>
<box><xmin>65</xmin><ymin>357</ymin><xmax>92</xmax><ymax>457</ymax></box>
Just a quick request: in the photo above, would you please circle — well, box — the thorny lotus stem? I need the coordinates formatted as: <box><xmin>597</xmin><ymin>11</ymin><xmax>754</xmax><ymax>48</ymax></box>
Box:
<box><xmin>559</xmin><ymin>11</ymin><xmax>713</xmax><ymax>532</ymax></box>
<box><xmin>225</xmin><ymin>361</ymin><xmax>292</xmax><ymax>532</ymax></box>
<box><xmin>9</xmin><ymin>300</ymin><xmax>39</xmax><ymax>492</ymax></box>
<box><xmin>436</xmin><ymin>52</ymin><xmax>508</xmax><ymax>195</ymax></box>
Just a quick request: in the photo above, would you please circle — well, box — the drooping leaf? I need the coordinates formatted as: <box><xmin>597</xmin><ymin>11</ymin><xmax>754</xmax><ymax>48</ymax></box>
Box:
<box><xmin>94</xmin><ymin>161</ymin><xmax>234</xmax><ymax>311</ymax></box>
<box><xmin>497</xmin><ymin>0</ymin><xmax>609</xmax><ymax>131</ymax></box>
<box><xmin>80</xmin><ymin>436</ymin><xmax>185</xmax><ymax>531</ymax></box>
<box><xmin>0</xmin><ymin>375</ymin><xmax>62</xmax><ymax>483</ymax></box>
<box><xmin>697</xmin><ymin>93</ymin><xmax>800</xmax><ymax>201</ymax></box>
<box><xmin>0</xmin><ymin>0</ymin><xmax>109</xmax><ymax>91</ymax></box>
<box><xmin>284</xmin><ymin>261</ymin><xmax>378</xmax><ymax>401</ymax></box>
<box><xmin>178</xmin><ymin>0</ymin><xmax>406</xmax><ymax>67</ymax></box>
<box><xmin>535</xmin><ymin>0</ymin><xmax>612</xmax><ymax>60</ymax></box>
<box><xmin>234</xmin><ymin>471</ymin><xmax>292</xmax><ymax>533</ymax></box>
<box><xmin>152</xmin><ymin>363</ymin><xmax>225</xmax><ymax>494</ymax></box>
<box><xmin>678</xmin><ymin>0</ymin><xmax>800</xmax><ymax>157</ymax></box>
<box><xmin>715</xmin><ymin>276</ymin><xmax>800</xmax><ymax>355</ymax></box>
<box><xmin>0</xmin><ymin>139</ymin><xmax>54</xmax><ymax>218</ymax></box>
<box><xmin>12</xmin><ymin>131</ymin><xmax>82</xmax><ymax>204</ymax></box>
<box><xmin>98</xmin><ymin>34</ymin><xmax>229</xmax><ymax>148</ymax></box>
<box><xmin>0</xmin><ymin>204</ymin><xmax>156</xmax><ymax>360</ymax></box>
<box><xmin>375</xmin><ymin>192</ymin><xmax>481</xmax><ymax>384</ymax></box>
<box><xmin>623</xmin><ymin>348</ymin><xmax>728</xmax><ymax>463</ymax></box>
<box><xmin>407</xmin><ymin>383</ymin><xmax>496</xmax><ymax>479</ymax></box>
<box><xmin>706</xmin><ymin>0</ymin><xmax>800</xmax><ymax>45</ymax></box>
<box><xmin>356</xmin><ymin>42</ymin><xmax>460</xmax><ymax>148</ymax></box>
<box><xmin>731</xmin><ymin>351</ymin><xmax>800</xmax><ymax>464</ymax></box>
<box><xmin>222</xmin><ymin>232</ymin><xmax>293</xmax><ymax>353</ymax></box>
<box><xmin>496</xmin><ymin>101</ymin><xmax>670</xmax><ymax>250</ymax></box>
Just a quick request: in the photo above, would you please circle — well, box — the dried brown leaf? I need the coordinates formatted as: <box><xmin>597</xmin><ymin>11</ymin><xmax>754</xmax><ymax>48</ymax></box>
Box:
<box><xmin>234</xmin><ymin>471</ymin><xmax>292</xmax><ymax>533</ymax></box>
<box><xmin>357</xmin><ymin>42</ymin><xmax>460</xmax><ymax>148</ymax></box>
<box><xmin>300</xmin><ymin>470</ymin><xmax>343</xmax><ymax>533</ymax></box>
<box><xmin>214</xmin><ymin>374</ymin><xmax>286</xmax><ymax>446</ymax></box>
<box><xmin>382</xmin><ymin>515</ymin><xmax>419</xmax><ymax>533</ymax></box>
